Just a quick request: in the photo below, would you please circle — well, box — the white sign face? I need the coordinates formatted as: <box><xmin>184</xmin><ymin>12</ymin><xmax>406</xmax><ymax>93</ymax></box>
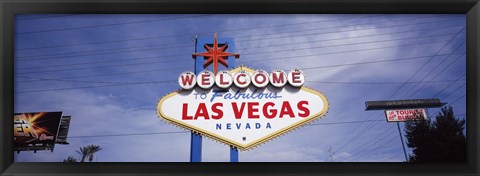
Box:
<box><xmin>385</xmin><ymin>109</ymin><xmax>428</xmax><ymax>122</ymax></box>
<box><xmin>157</xmin><ymin>67</ymin><xmax>328</xmax><ymax>150</ymax></box>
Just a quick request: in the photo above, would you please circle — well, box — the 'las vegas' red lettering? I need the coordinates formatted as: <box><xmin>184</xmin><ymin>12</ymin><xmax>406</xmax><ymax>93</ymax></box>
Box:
<box><xmin>182</xmin><ymin>103</ymin><xmax>193</xmax><ymax>120</ymax></box>
<box><xmin>297</xmin><ymin>101</ymin><xmax>310</xmax><ymax>117</ymax></box>
<box><xmin>248</xmin><ymin>102</ymin><xmax>260</xmax><ymax>119</ymax></box>
<box><xmin>279</xmin><ymin>101</ymin><xmax>295</xmax><ymax>118</ymax></box>
<box><xmin>194</xmin><ymin>103</ymin><xmax>209</xmax><ymax>120</ymax></box>
<box><xmin>211</xmin><ymin>103</ymin><xmax>223</xmax><ymax>120</ymax></box>
<box><xmin>263</xmin><ymin>102</ymin><xmax>276</xmax><ymax>119</ymax></box>
<box><xmin>232</xmin><ymin>102</ymin><xmax>246</xmax><ymax>119</ymax></box>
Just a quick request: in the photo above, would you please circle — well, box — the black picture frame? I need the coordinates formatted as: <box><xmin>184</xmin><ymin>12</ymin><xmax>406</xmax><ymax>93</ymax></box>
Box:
<box><xmin>1</xmin><ymin>0</ymin><xmax>479</xmax><ymax>175</ymax></box>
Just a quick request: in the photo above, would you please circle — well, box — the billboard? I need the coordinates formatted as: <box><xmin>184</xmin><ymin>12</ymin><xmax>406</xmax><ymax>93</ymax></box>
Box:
<box><xmin>365</xmin><ymin>98</ymin><xmax>443</xmax><ymax>110</ymax></box>
<box><xmin>13</xmin><ymin>112</ymin><xmax>64</xmax><ymax>152</ymax></box>
<box><xmin>158</xmin><ymin>67</ymin><xmax>329</xmax><ymax>150</ymax></box>
<box><xmin>385</xmin><ymin>109</ymin><xmax>428</xmax><ymax>122</ymax></box>
<box><xmin>56</xmin><ymin>116</ymin><xmax>72</xmax><ymax>145</ymax></box>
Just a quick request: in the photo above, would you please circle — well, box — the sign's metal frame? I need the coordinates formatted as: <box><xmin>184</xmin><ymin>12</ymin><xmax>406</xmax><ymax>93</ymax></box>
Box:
<box><xmin>365</xmin><ymin>98</ymin><xmax>444</xmax><ymax>110</ymax></box>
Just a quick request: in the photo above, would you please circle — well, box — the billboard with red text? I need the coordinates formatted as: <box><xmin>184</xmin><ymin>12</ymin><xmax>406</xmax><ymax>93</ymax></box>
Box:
<box><xmin>385</xmin><ymin>109</ymin><xmax>428</xmax><ymax>122</ymax></box>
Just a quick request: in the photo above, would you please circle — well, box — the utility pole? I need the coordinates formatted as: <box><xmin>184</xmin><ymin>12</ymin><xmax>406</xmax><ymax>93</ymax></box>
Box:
<box><xmin>328</xmin><ymin>145</ymin><xmax>335</xmax><ymax>162</ymax></box>
<box><xmin>396</xmin><ymin>122</ymin><xmax>408</xmax><ymax>162</ymax></box>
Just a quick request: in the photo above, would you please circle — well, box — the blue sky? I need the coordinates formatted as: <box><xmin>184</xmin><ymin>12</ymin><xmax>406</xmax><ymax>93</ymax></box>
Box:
<box><xmin>13</xmin><ymin>14</ymin><xmax>466</xmax><ymax>162</ymax></box>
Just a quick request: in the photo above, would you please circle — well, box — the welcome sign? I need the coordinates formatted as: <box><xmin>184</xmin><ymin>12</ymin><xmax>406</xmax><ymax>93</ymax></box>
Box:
<box><xmin>157</xmin><ymin>67</ymin><xmax>328</xmax><ymax>150</ymax></box>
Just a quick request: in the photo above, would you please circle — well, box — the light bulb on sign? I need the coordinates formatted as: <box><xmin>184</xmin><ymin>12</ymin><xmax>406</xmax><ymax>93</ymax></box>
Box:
<box><xmin>252</xmin><ymin>70</ymin><xmax>269</xmax><ymax>88</ymax></box>
<box><xmin>287</xmin><ymin>69</ymin><xmax>305</xmax><ymax>87</ymax></box>
<box><xmin>215</xmin><ymin>70</ymin><xmax>233</xmax><ymax>89</ymax></box>
<box><xmin>270</xmin><ymin>70</ymin><xmax>287</xmax><ymax>88</ymax></box>
<box><xmin>233</xmin><ymin>70</ymin><xmax>251</xmax><ymax>88</ymax></box>
<box><xmin>197</xmin><ymin>70</ymin><xmax>215</xmax><ymax>89</ymax></box>
<box><xmin>178</xmin><ymin>71</ymin><xmax>196</xmax><ymax>90</ymax></box>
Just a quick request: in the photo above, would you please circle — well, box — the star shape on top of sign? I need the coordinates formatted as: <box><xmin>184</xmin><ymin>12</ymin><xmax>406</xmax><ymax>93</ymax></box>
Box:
<box><xmin>192</xmin><ymin>33</ymin><xmax>240</xmax><ymax>74</ymax></box>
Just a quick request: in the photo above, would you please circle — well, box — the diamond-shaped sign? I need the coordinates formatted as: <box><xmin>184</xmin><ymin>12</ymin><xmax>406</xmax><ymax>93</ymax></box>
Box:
<box><xmin>157</xmin><ymin>67</ymin><xmax>328</xmax><ymax>150</ymax></box>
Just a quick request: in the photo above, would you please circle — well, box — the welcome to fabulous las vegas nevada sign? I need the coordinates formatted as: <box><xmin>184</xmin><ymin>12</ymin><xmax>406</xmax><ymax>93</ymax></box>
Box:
<box><xmin>157</xmin><ymin>34</ymin><xmax>329</xmax><ymax>150</ymax></box>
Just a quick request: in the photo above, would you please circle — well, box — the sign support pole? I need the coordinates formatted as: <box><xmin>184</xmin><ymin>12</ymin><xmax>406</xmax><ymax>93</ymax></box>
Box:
<box><xmin>396</xmin><ymin>122</ymin><xmax>408</xmax><ymax>162</ymax></box>
<box><xmin>190</xmin><ymin>34</ymin><xmax>239</xmax><ymax>162</ymax></box>
<box><xmin>190</xmin><ymin>35</ymin><xmax>202</xmax><ymax>162</ymax></box>
<box><xmin>230</xmin><ymin>146</ymin><xmax>238</xmax><ymax>162</ymax></box>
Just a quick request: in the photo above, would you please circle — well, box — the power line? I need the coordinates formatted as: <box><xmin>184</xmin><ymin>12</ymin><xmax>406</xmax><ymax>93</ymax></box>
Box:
<box><xmin>15</xmin><ymin>51</ymin><xmax>464</xmax><ymax>86</ymax></box>
<box><xmin>240</xmin><ymin>32</ymin><xmax>456</xmax><ymax>57</ymax></box>
<box><xmin>350</xmin><ymin>136</ymin><xmax>400</xmax><ymax>162</ymax></box>
<box><xmin>15</xmin><ymin>77</ymin><xmax>467</xmax><ymax>93</ymax></box>
<box><xmin>17</xmin><ymin>74</ymin><xmax>466</xmax><ymax>85</ymax></box>
<box><xmin>18</xmin><ymin>25</ymin><xmax>458</xmax><ymax>70</ymax></box>
<box><xmin>385</xmin><ymin>26</ymin><xmax>465</xmax><ymax>101</ymax></box>
<box><xmin>16</xmin><ymin>20</ymin><xmax>460</xmax><ymax>61</ymax></box>
<box><xmin>235</xmin><ymin>18</ymin><xmax>458</xmax><ymax>43</ymax></box>
<box><xmin>330</xmin><ymin>27</ymin><xmax>464</xmax><ymax>155</ymax></box>
<box><xmin>18</xmin><ymin>54</ymin><xmax>184</xmax><ymax>70</ymax></box>
<box><xmin>408</xmin><ymin>53</ymin><xmax>465</xmax><ymax>97</ymax></box>
<box><xmin>15</xmin><ymin>14</ymin><xmax>213</xmax><ymax>35</ymax></box>
<box><xmin>381</xmin><ymin>153</ymin><xmax>404</xmax><ymax>162</ymax></box>
<box><xmin>310</xmin><ymin>44</ymin><xmax>464</xmax><ymax>152</ymax></box>
<box><xmin>22</xmin><ymin>34</ymin><xmax>462</xmax><ymax>151</ymax></box>
<box><xmin>16</xmin><ymin>66</ymin><xmax>189</xmax><ymax>84</ymax></box>
<box><xmin>15</xmin><ymin>40</ymin><xmax>463</xmax><ymax>84</ymax></box>
<box><xmin>305</xmin><ymin>79</ymin><xmax>466</xmax><ymax>85</ymax></box>
<box><xmin>15</xmin><ymin>14</ymin><xmax>380</xmax><ymax>50</ymax></box>
<box><xmin>238</xmin><ymin>39</ymin><xmax>463</xmax><ymax>65</ymax></box>
<box><xmin>338</xmin><ymin>81</ymin><xmax>466</xmax><ymax>162</ymax></box>
<box><xmin>16</xmin><ymin>79</ymin><xmax>177</xmax><ymax>93</ymax></box>
<box><xmin>299</xmin><ymin>53</ymin><xmax>462</xmax><ymax>71</ymax></box>
<box><xmin>13</xmin><ymin>15</ymin><xmax>466</xmax><ymax>162</ymax></box>
<box><xmin>16</xmin><ymin>43</ymin><xmax>190</xmax><ymax>60</ymax></box>
<box><xmin>66</xmin><ymin>119</ymin><xmax>388</xmax><ymax>139</ymax></box>
<box><xmin>442</xmin><ymin>83</ymin><xmax>466</xmax><ymax>101</ymax></box>
<box><xmin>15</xmin><ymin>34</ymin><xmax>461</xmax><ymax>75</ymax></box>
<box><xmin>401</xmin><ymin>44</ymin><xmax>465</xmax><ymax>98</ymax></box>
<box><xmin>68</xmin><ymin>131</ymin><xmax>189</xmax><ymax>138</ymax></box>
<box><xmin>306</xmin><ymin>79</ymin><xmax>466</xmax><ymax>85</ymax></box>
<box><xmin>307</xmin><ymin>120</ymin><xmax>384</xmax><ymax>126</ymax></box>
<box><xmin>339</xmin><ymin>127</ymin><xmax>397</xmax><ymax>161</ymax></box>
<box><xmin>16</xmin><ymin>16</ymin><xmax>457</xmax><ymax>63</ymax></box>
<box><xmin>19</xmin><ymin>14</ymin><xmax>422</xmax><ymax>51</ymax></box>
<box><xmin>432</xmin><ymin>73</ymin><xmax>466</xmax><ymax>98</ymax></box>
<box><xmin>339</xmin><ymin>127</ymin><xmax>397</xmax><ymax>162</ymax></box>
<box><xmin>16</xmin><ymin>40</ymin><xmax>462</xmax><ymax>83</ymax></box>
<box><xmin>15</xmin><ymin>76</ymin><xmax>177</xmax><ymax>84</ymax></box>
<box><xmin>16</xmin><ymin>49</ymin><xmax>464</xmax><ymax>83</ymax></box>
<box><xmin>449</xmin><ymin>94</ymin><xmax>466</xmax><ymax>106</ymax></box>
